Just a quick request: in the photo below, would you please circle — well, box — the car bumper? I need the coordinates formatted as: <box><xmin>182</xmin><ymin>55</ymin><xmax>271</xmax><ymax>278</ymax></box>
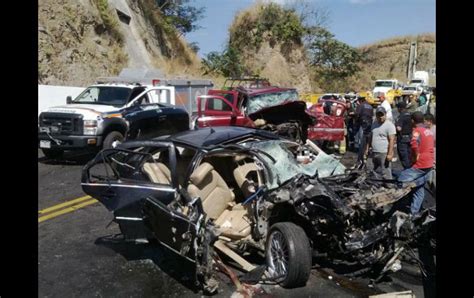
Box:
<box><xmin>38</xmin><ymin>133</ymin><xmax>103</xmax><ymax>150</ymax></box>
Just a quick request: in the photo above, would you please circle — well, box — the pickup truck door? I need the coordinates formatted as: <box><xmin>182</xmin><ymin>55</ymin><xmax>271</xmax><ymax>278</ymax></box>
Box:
<box><xmin>123</xmin><ymin>88</ymin><xmax>174</xmax><ymax>139</ymax></box>
<box><xmin>196</xmin><ymin>95</ymin><xmax>252</xmax><ymax>128</ymax></box>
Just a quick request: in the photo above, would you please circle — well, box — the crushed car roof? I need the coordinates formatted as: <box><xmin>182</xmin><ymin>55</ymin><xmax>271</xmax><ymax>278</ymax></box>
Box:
<box><xmin>156</xmin><ymin>126</ymin><xmax>280</xmax><ymax>148</ymax></box>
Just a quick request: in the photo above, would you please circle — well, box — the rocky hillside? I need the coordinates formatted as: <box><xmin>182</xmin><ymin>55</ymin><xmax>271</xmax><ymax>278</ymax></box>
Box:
<box><xmin>228</xmin><ymin>4</ymin><xmax>313</xmax><ymax>93</ymax></box>
<box><xmin>353</xmin><ymin>34</ymin><xmax>436</xmax><ymax>90</ymax></box>
<box><xmin>38</xmin><ymin>0</ymin><xmax>201</xmax><ymax>86</ymax></box>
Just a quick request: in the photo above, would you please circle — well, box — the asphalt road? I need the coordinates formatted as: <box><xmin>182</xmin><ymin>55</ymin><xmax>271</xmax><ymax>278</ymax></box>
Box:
<box><xmin>38</xmin><ymin>146</ymin><xmax>431</xmax><ymax>297</ymax></box>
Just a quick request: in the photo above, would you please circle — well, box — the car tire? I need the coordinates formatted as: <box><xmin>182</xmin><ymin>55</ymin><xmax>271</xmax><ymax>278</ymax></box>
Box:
<box><xmin>266</xmin><ymin>222</ymin><xmax>312</xmax><ymax>288</ymax></box>
<box><xmin>103</xmin><ymin>131</ymin><xmax>124</xmax><ymax>149</ymax></box>
<box><xmin>42</xmin><ymin>148</ymin><xmax>64</xmax><ymax>159</ymax></box>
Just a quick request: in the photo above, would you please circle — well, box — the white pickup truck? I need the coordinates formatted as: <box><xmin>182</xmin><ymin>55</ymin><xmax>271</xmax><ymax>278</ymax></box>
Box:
<box><xmin>38</xmin><ymin>83</ymin><xmax>190</xmax><ymax>158</ymax></box>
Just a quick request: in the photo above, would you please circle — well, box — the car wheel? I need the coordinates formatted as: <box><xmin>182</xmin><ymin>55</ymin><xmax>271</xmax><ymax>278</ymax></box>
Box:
<box><xmin>42</xmin><ymin>148</ymin><xmax>64</xmax><ymax>159</ymax></box>
<box><xmin>103</xmin><ymin>131</ymin><xmax>124</xmax><ymax>149</ymax></box>
<box><xmin>266</xmin><ymin>222</ymin><xmax>312</xmax><ymax>288</ymax></box>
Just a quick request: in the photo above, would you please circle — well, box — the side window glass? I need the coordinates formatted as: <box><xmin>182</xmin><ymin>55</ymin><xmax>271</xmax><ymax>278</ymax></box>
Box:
<box><xmin>207</xmin><ymin>98</ymin><xmax>233</xmax><ymax>112</ymax></box>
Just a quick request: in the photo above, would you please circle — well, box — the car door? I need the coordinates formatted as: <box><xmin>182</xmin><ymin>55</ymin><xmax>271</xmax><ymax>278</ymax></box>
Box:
<box><xmin>196</xmin><ymin>95</ymin><xmax>252</xmax><ymax>128</ymax></box>
<box><xmin>81</xmin><ymin>142</ymin><xmax>179</xmax><ymax>212</ymax></box>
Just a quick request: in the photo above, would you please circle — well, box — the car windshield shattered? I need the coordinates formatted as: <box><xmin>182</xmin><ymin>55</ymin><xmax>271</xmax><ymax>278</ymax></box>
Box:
<box><xmin>247</xmin><ymin>90</ymin><xmax>298</xmax><ymax>114</ymax></box>
<box><xmin>241</xmin><ymin>140</ymin><xmax>346</xmax><ymax>189</ymax></box>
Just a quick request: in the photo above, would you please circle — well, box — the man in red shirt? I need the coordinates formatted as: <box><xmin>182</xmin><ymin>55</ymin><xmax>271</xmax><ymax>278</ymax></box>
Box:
<box><xmin>397</xmin><ymin>111</ymin><xmax>435</xmax><ymax>214</ymax></box>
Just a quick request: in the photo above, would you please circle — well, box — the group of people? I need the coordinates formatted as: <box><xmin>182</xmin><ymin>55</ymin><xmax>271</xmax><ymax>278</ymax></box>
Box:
<box><xmin>347</xmin><ymin>94</ymin><xmax>436</xmax><ymax>215</ymax></box>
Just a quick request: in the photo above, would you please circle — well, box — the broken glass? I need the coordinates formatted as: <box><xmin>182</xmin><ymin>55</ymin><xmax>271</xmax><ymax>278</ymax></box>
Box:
<box><xmin>247</xmin><ymin>90</ymin><xmax>298</xmax><ymax>114</ymax></box>
<box><xmin>242</xmin><ymin>140</ymin><xmax>346</xmax><ymax>189</ymax></box>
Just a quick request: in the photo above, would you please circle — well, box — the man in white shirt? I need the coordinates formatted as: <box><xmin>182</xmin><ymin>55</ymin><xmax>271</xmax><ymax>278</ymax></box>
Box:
<box><xmin>378</xmin><ymin>95</ymin><xmax>393</xmax><ymax>122</ymax></box>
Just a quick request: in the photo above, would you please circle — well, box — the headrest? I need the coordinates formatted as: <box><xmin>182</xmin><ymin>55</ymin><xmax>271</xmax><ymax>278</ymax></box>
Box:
<box><xmin>233</xmin><ymin>155</ymin><xmax>249</xmax><ymax>162</ymax></box>
<box><xmin>189</xmin><ymin>162</ymin><xmax>214</xmax><ymax>185</ymax></box>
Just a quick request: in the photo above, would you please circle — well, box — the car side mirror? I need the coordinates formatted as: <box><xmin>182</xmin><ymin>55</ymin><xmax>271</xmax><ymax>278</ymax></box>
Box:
<box><xmin>66</xmin><ymin>96</ymin><xmax>72</xmax><ymax>104</ymax></box>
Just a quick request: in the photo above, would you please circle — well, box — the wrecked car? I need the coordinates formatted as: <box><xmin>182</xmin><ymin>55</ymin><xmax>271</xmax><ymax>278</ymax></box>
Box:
<box><xmin>197</xmin><ymin>85</ymin><xmax>315</xmax><ymax>142</ymax></box>
<box><xmin>307</xmin><ymin>98</ymin><xmax>347</xmax><ymax>143</ymax></box>
<box><xmin>82</xmin><ymin>126</ymin><xmax>433</xmax><ymax>293</ymax></box>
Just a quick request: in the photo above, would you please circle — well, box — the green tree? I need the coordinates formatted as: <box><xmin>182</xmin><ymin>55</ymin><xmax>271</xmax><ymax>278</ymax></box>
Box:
<box><xmin>201</xmin><ymin>47</ymin><xmax>246</xmax><ymax>77</ymax></box>
<box><xmin>156</xmin><ymin>0</ymin><xmax>205</xmax><ymax>35</ymax></box>
<box><xmin>306</xmin><ymin>27</ymin><xmax>362</xmax><ymax>80</ymax></box>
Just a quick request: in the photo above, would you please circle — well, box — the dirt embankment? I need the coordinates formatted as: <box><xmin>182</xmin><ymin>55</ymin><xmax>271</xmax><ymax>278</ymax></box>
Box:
<box><xmin>354</xmin><ymin>34</ymin><xmax>436</xmax><ymax>90</ymax></box>
<box><xmin>228</xmin><ymin>4</ymin><xmax>313</xmax><ymax>93</ymax></box>
<box><xmin>38</xmin><ymin>0</ymin><xmax>201</xmax><ymax>87</ymax></box>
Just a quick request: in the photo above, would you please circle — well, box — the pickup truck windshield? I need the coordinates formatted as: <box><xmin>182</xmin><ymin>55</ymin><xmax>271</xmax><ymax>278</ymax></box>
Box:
<box><xmin>73</xmin><ymin>87</ymin><xmax>133</xmax><ymax>106</ymax></box>
<box><xmin>247</xmin><ymin>90</ymin><xmax>298</xmax><ymax>114</ymax></box>
<box><xmin>375</xmin><ymin>81</ymin><xmax>394</xmax><ymax>88</ymax></box>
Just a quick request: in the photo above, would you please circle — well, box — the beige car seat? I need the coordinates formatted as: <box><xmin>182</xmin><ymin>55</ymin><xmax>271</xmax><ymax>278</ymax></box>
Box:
<box><xmin>142</xmin><ymin>162</ymin><xmax>172</xmax><ymax>184</ymax></box>
<box><xmin>187</xmin><ymin>162</ymin><xmax>235</xmax><ymax>220</ymax></box>
<box><xmin>187</xmin><ymin>162</ymin><xmax>251</xmax><ymax>240</ymax></box>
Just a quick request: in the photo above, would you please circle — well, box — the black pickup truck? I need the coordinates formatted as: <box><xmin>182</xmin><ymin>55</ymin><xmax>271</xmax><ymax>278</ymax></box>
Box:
<box><xmin>38</xmin><ymin>83</ymin><xmax>189</xmax><ymax>158</ymax></box>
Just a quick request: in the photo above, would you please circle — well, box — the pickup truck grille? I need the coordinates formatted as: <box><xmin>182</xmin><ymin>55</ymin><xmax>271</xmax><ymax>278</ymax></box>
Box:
<box><xmin>39</xmin><ymin>113</ymin><xmax>83</xmax><ymax>135</ymax></box>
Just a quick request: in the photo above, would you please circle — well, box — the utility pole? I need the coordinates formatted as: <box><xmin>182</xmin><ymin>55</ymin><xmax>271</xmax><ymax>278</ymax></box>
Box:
<box><xmin>407</xmin><ymin>41</ymin><xmax>417</xmax><ymax>81</ymax></box>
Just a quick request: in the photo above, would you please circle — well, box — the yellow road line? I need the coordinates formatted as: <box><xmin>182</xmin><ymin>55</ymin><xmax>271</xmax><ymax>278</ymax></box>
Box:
<box><xmin>38</xmin><ymin>199</ymin><xmax>98</xmax><ymax>223</ymax></box>
<box><xmin>38</xmin><ymin>195</ymin><xmax>92</xmax><ymax>215</ymax></box>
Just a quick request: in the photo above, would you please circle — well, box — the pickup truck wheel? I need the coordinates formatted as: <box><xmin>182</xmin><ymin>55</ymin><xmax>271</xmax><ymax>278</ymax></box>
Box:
<box><xmin>42</xmin><ymin>148</ymin><xmax>64</xmax><ymax>159</ymax></box>
<box><xmin>266</xmin><ymin>222</ymin><xmax>312</xmax><ymax>288</ymax></box>
<box><xmin>103</xmin><ymin>131</ymin><xmax>124</xmax><ymax>149</ymax></box>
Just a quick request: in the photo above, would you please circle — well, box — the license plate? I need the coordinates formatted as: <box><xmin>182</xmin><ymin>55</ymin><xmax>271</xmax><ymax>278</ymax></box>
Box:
<box><xmin>40</xmin><ymin>140</ymin><xmax>51</xmax><ymax>148</ymax></box>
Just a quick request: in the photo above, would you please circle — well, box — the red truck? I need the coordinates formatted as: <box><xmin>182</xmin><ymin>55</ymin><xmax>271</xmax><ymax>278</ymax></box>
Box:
<box><xmin>196</xmin><ymin>82</ymin><xmax>315</xmax><ymax>142</ymax></box>
<box><xmin>306</xmin><ymin>98</ymin><xmax>347</xmax><ymax>148</ymax></box>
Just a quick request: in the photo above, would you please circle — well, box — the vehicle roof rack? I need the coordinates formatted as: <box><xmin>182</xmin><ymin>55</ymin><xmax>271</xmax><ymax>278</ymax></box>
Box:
<box><xmin>95</xmin><ymin>76</ymin><xmax>142</xmax><ymax>86</ymax></box>
<box><xmin>223</xmin><ymin>76</ymin><xmax>271</xmax><ymax>89</ymax></box>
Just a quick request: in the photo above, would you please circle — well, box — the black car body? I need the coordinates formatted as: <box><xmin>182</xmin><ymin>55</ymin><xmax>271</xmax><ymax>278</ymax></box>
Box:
<box><xmin>82</xmin><ymin>127</ymin><xmax>434</xmax><ymax>292</ymax></box>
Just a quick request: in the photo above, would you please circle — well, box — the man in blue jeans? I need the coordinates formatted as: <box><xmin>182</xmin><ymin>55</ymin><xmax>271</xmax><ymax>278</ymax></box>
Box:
<box><xmin>397</xmin><ymin>112</ymin><xmax>435</xmax><ymax>214</ymax></box>
<box><xmin>395</xmin><ymin>101</ymin><xmax>412</xmax><ymax>169</ymax></box>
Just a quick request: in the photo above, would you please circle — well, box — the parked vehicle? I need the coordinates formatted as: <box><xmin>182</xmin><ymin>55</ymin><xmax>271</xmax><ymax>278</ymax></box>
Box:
<box><xmin>307</xmin><ymin>98</ymin><xmax>347</xmax><ymax>143</ymax></box>
<box><xmin>360</xmin><ymin>79</ymin><xmax>402</xmax><ymax>107</ymax></box>
<box><xmin>82</xmin><ymin>127</ymin><xmax>435</xmax><ymax>293</ymax></box>
<box><xmin>196</xmin><ymin>82</ymin><xmax>315</xmax><ymax>142</ymax></box>
<box><xmin>410</xmin><ymin>70</ymin><xmax>430</xmax><ymax>86</ymax></box>
<box><xmin>38</xmin><ymin>83</ymin><xmax>189</xmax><ymax>158</ymax></box>
<box><xmin>401</xmin><ymin>84</ymin><xmax>423</xmax><ymax>96</ymax></box>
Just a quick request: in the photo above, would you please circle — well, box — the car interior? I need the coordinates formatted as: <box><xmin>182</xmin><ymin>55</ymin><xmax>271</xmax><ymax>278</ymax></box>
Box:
<box><xmin>140</xmin><ymin>148</ymin><xmax>264</xmax><ymax>241</ymax></box>
<box><xmin>187</xmin><ymin>154</ymin><xmax>264</xmax><ymax>240</ymax></box>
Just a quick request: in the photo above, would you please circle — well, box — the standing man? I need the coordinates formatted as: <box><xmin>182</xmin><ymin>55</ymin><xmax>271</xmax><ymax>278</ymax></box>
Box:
<box><xmin>366</xmin><ymin>106</ymin><xmax>396</xmax><ymax>179</ymax></box>
<box><xmin>407</xmin><ymin>94</ymin><xmax>419</xmax><ymax>113</ymax></box>
<box><xmin>354</xmin><ymin>96</ymin><xmax>374</xmax><ymax>166</ymax></box>
<box><xmin>395</xmin><ymin>101</ymin><xmax>413</xmax><ymax>169</ymax></box>
<box><xmin>398</xmin><ymin>112</ymin><xmax>435</xmax><ymax>215</ymax></box>
<box><xmin>378</xmin><ymin>95</ymin><xmax>393</xmax><ymax>122</ymax></box>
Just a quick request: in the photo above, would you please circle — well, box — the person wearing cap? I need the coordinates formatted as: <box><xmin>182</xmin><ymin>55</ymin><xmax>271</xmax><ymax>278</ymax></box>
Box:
<box><xmin>397</xmin><ymin>111</ymin><xmax>435</xmax><ymax>215</ymax></box>
<box><xmin>395</xmin><ymin>101</ymin><xmax>413</xmax><ymax>169</ymax></box>
<box><xmin>354</xmin><ymin>96</ymin><xmax>374</xmax><ymax>166</ymax></box>
<box><xmin>378</xmin><ymin>95</ymin><xmax>393</xmax><ymax>122</ymax></box>
<box><xmin>365</xmin><ymin>106</ymin><xmax>396</xmax><ymax>179</ymax></box>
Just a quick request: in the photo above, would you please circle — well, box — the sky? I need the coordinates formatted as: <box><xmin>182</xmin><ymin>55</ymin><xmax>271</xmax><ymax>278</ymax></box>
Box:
<box><xmin>184</xmin><ymin>0</ymin><xmax>436</xmax><ymax>57</ymax></box>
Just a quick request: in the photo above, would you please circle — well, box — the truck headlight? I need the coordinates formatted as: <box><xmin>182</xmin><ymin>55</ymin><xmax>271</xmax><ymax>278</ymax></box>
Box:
<box><xmin>83</xmin><ymin>120</ymin><xmax>98</xmax><ymax>135</ymax></box>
